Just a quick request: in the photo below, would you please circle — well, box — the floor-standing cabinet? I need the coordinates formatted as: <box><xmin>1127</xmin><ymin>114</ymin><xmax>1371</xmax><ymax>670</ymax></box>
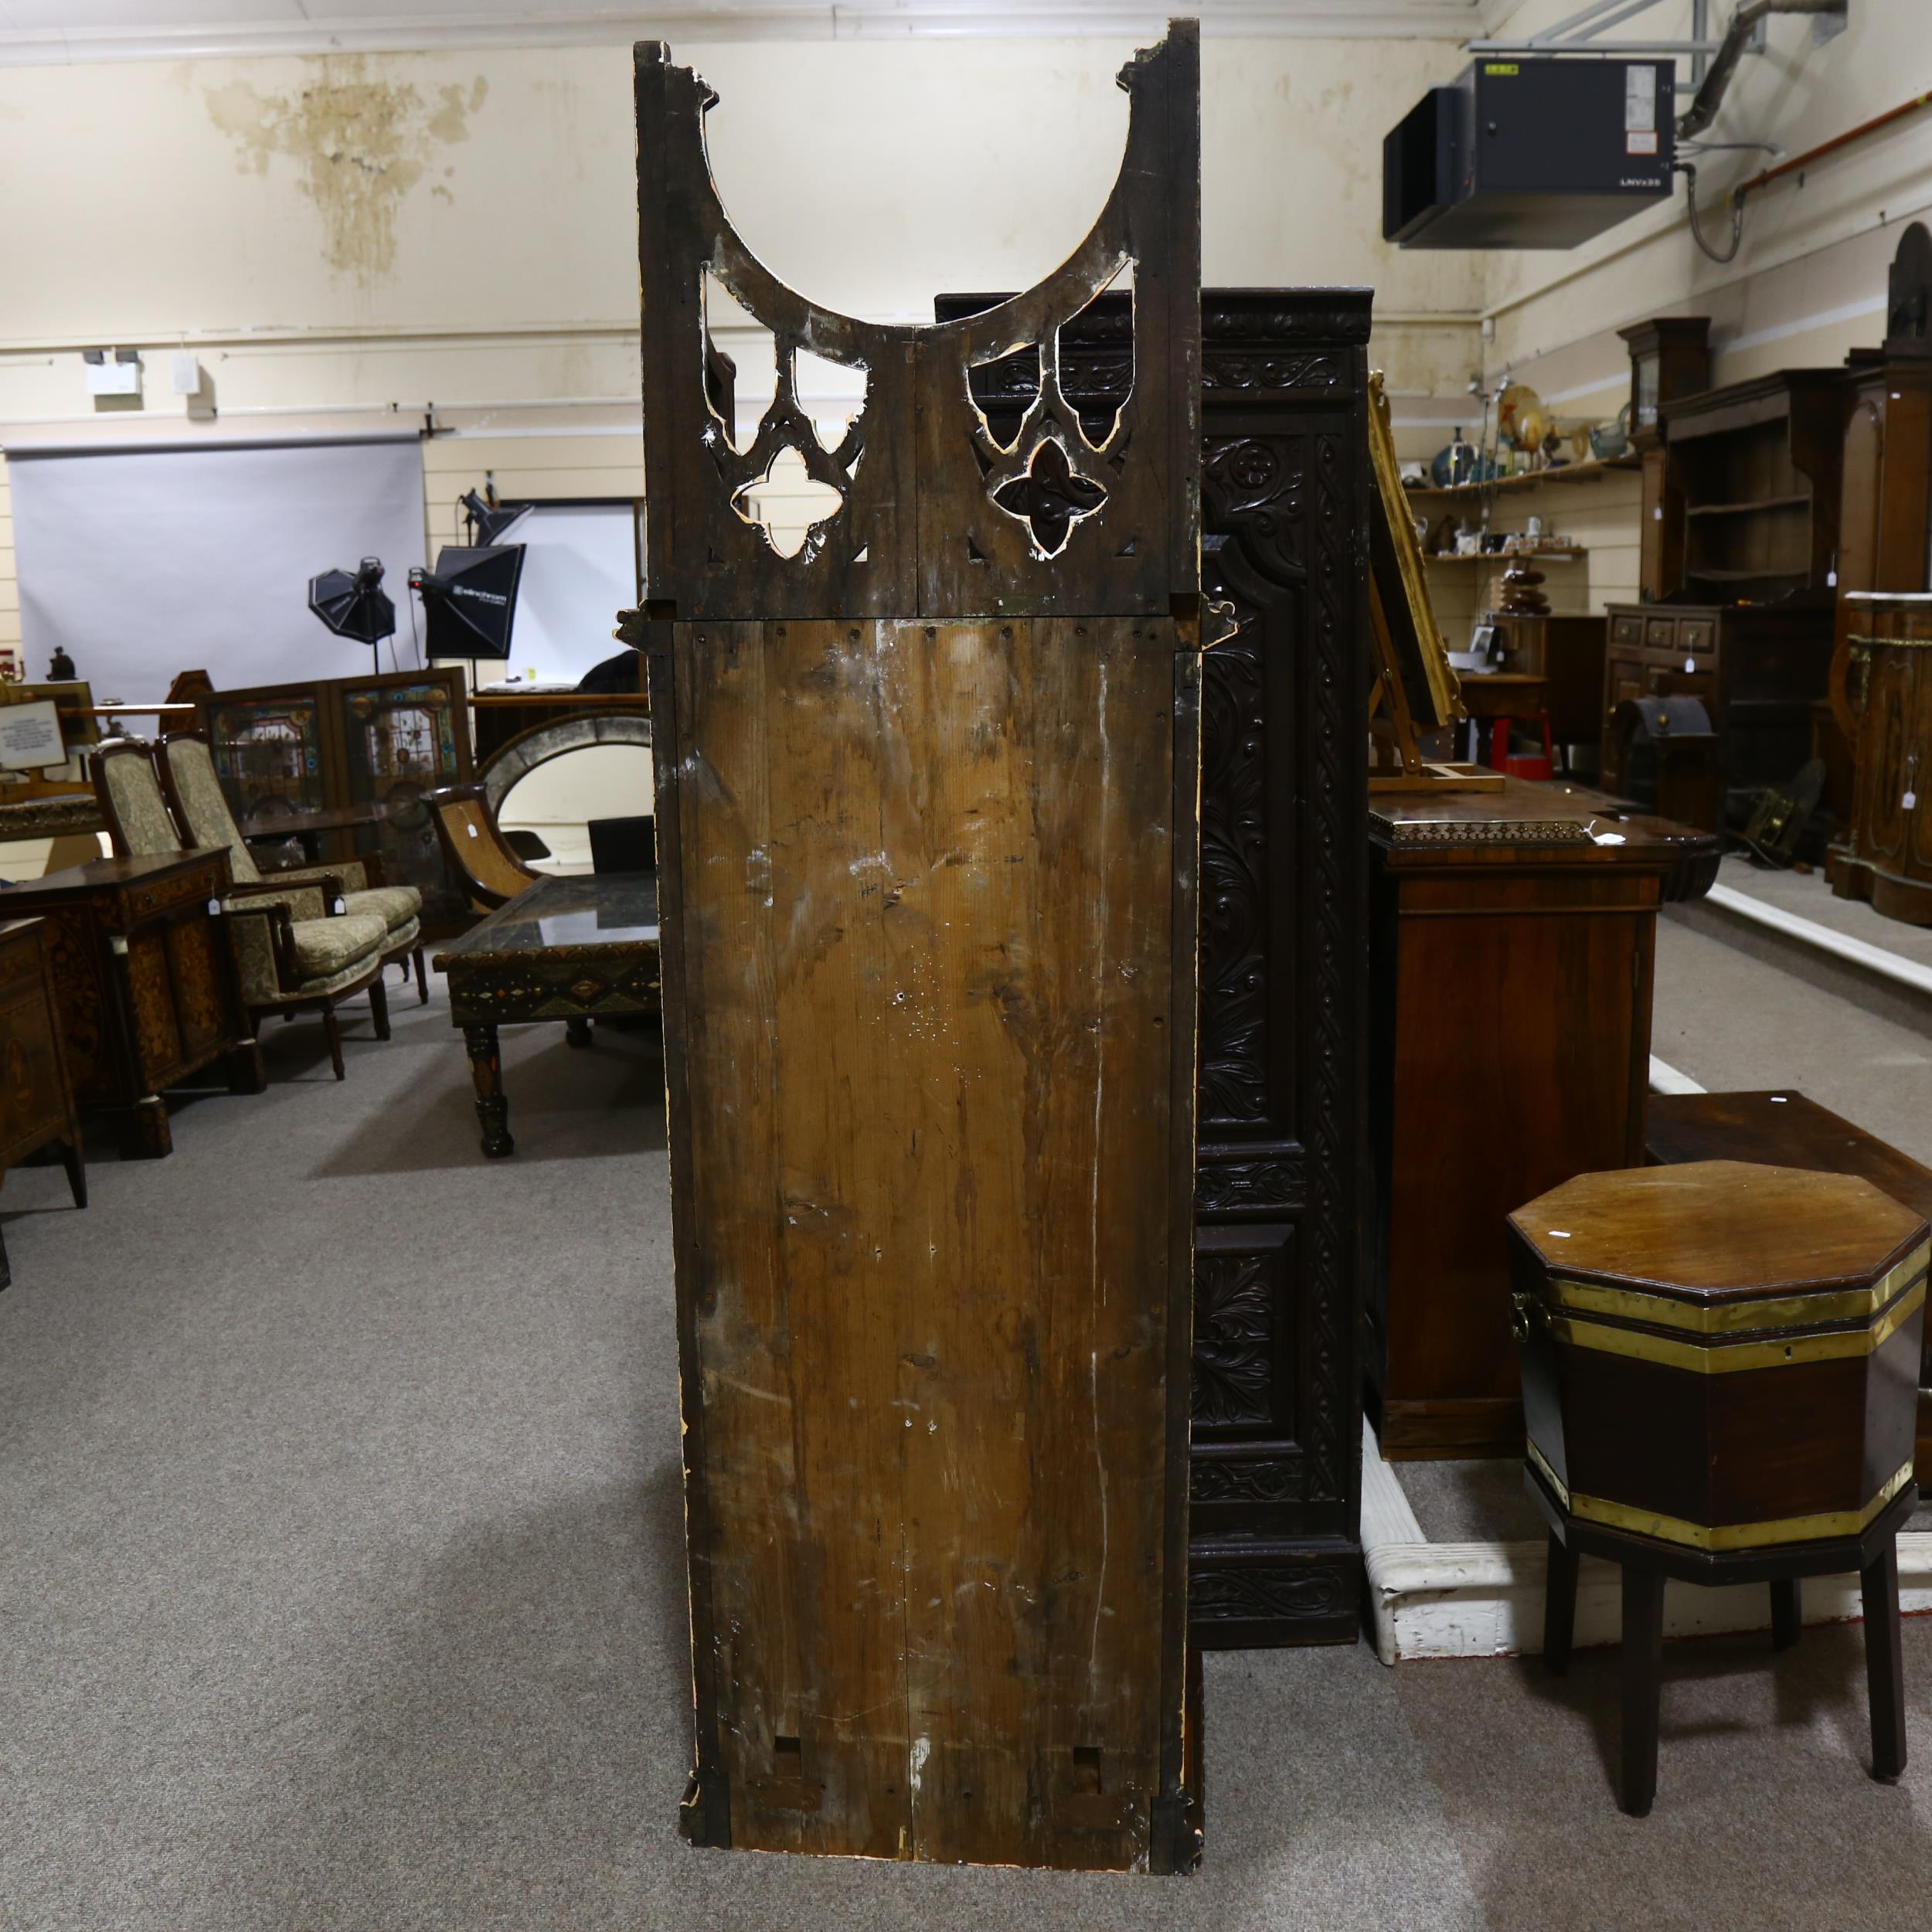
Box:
<box><xmin>941</xmin><ymin>287</ymin><xmax>1372</xmax><ymax>1648</ymax></box>
<box><xmin>629</xmin><ymin>27</ymin><xmax>1206</xmax><ymax>1872</ymax></box>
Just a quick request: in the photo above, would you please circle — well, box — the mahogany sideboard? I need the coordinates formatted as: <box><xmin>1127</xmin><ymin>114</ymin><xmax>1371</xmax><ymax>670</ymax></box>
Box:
<box><xmin>1365</xmin><ymin>781</ymin><xmax>1719</xmax><ymax>1459</ymax></box>
<box><xmin>941</xmin><ymin>285</ymin><xmax>1372</xmax><ymax>1648</ymax></box>
<box><xmin>0</xmin><ymin>850</ymin><xmax>259</xmax><ymax>1157</ymax></box>
<box><xmin>0</xmin><ymin>917</ymin><xmax>87</xmax><ymax>1287</ymax></box>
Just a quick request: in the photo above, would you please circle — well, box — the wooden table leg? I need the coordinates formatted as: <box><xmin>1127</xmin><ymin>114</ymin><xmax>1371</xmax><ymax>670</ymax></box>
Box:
<box><xmin>322</xmin><ymin>1003</ymin><xmax>346</xmax><ymax>1081</ymax></box>
<box><xmin>1621</xmin><ymin>1563</ymin><xmax>1666</xmax><ymax>1817</ymax></box>
<box><xmin>1862</xmin><ymin>1538</ymin><xmax>1906</xmax><ymax>1781</ymax></box>
<box><xmin>369</xmin><ymin>973</ymin><xmax>391</xmax><ymax>1043</ymax></box>
<box><xmin>58</xmin><ymin>1136</ymin><xmax>87</xmax><ymax>1210</ymax></box>
<box><xmin>413</xmin><ymin>947</ymin><xmax>428</xmax><ymax>1005</ymax></box>
<box><xmin>1770</xmin><ymin>1577</ymin><xmax>1802</xmax><ymax>1651</ymax></box>
<box><xmin>1544</xmin><ymin>1529</ymin><xmax>1579</xmax><ymax>1675</ymax></box>
<box><xmin>566</xmin><ymin>1015</ymin><xmax>594</xmax><ymax>1049</ymax></box>
<box><xmin>120</xmin><ymin>1095</ymin><xmax>172</xmax><ymax>1160</ymax></box>
<box><xmin>226</xmin><ymin>1037</ymin><xmax>267</xmax><ymax>1095</ymax></box>
<box><xmin>464</xmin><ymin>1022</ymin><xmax>515</xmax><ymax>1158</ymax></box>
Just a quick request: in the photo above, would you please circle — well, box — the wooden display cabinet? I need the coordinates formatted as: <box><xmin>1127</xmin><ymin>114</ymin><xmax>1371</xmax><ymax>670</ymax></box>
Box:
<box><xmin>199</xmin><ymin>666</ymin><xmax>472</xmax><ymax>930</ymax></box>
<box><xmin>0</xmin><ymin>917</ymin><xmax>86</xmax><ymax>1285</ymax></box>
<box><xmin>0</xmin><ymin>850</ymin><xmax>258</xmax><ymax>1157</ymax></box>
<box><xmin>1364</xmin><ymin>781</ymin><xmax>1719</xmax><ymax>1459</ymax></box>
<box><xmin>940</xmin><ymin>284</ymin><xmax>1373</xmax><ymax>1650</ymax></box>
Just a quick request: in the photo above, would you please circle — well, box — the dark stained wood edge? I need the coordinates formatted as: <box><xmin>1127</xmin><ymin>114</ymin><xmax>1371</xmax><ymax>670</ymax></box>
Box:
<box><xmin>1163</xmin><ymin>19</ymin><xmax>1203</xmax><ymax>613</ymax></box>
<box><xmin>641</xmin><ymin>622</ymin><xmax>730</xmax><ymax>1848</ymax></box>
<box><xmin>1156</xmin><ymin>645</ymin><xmax>1203</xmax><ymax>1852</ymax></box>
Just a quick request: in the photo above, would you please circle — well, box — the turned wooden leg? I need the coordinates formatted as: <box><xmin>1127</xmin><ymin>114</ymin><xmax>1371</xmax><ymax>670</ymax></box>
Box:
<box><xmin>1770</xmin><ymin>1577</ymin><xmax>1802</xmax><ymax>1652</ymax></box>
<box><xmin>1862</xmin><ymin>1539</ymin><xmax>1906</xmax><ymax>1782</ymax></box>
<box><xmin>120</xmin><ymin>1095</ymin><xmax>172</xmax><ymax>1160</ymax></box>
<box><xmin>58</xmin><ymin>1136</ymin><xmax>86</xmax><ymax>1211</ymax></box>
<box><xmin>566</xmin><ymin>1015</ymin><xmax>594</xmax><ymax>1049</ymax></box>
<box><xmin>413</xmin><ymin>947</ymin><xmax>428</xmax><ymax>1005</ymax></box>
<box><xmin>226</xmin><ymin>1036</ymin><xmax>267</xmax><ymax>1095</ymax></box>
<box><xmin>322</xmin><ymin>1003</ymin><xmax>346</xmax><ymax>1081</ymax></box>
<box><xmin>1544</xmin><ymin>1529</ymin><xmax>1579</xmax><ymax>1676</ymax></box>
<box><xmin>464</xmin><ymin>1022</ymin><xmax>514</xmax><ymax>1158</ymax></box>
<box><xmin>369</xmin><ymin>973</ymin><xmax>391</xmax><ymax>1043</ymax></box>
<box><xmin>1621</xmin><ymin>1563</ymin><xmax>1666</xmax><ymax>1817</ymax></box>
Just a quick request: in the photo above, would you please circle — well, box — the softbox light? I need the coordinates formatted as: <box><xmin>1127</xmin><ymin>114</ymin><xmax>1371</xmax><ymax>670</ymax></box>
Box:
<box><xmin>308</xmin><ymin>556</ymin><xmax>396</xmax><ymax>665</ymax></box>
<box><xmin>458</xmin><ymin>488</ymin><xmax>531</xmax><ymax>546</ymax></box>
<box><xmin>410</xmin><ymin>546</ymin><xmax>525</xmax><ymax>661</ymax></box>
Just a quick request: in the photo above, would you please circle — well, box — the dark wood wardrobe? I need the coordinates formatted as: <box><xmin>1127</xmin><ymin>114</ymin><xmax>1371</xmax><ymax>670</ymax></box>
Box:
<box><xmin>940</xmin><ymin>288</ymin><xmax>1372</xmax><ymax>1648</ymax></box>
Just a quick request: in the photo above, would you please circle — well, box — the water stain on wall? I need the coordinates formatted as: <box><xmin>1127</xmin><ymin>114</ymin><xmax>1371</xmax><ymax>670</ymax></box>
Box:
<box><xmin>204</xmin><ymin>59</ymin><xmax>487</xmax><ymax>283</ymax></box>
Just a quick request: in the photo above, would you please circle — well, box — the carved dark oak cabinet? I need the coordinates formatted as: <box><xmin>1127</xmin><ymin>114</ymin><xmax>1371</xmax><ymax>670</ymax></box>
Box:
<box><xmin>625</xmin><ymin>26</ymin><xmax>1205</xmax><ymax>1872</ymax></box>
<box><xmin>942</xmin><ymin>287</ymin><xmax>1372</xmax><ymax>1649</ymax></box>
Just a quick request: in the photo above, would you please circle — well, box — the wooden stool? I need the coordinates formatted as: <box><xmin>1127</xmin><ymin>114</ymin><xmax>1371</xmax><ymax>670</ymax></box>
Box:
<box><xmin>1508</xmin><ymin>1159</ymin><xmax>1927</xmax><ymax>1815</ymax></box>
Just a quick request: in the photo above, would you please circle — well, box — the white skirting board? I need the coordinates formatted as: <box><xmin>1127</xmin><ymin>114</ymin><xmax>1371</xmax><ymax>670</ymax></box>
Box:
<box><xmin>1360</xmin><ymin>1420</ymin><xmax>1932</xmax><ymax>1664</ymax></box>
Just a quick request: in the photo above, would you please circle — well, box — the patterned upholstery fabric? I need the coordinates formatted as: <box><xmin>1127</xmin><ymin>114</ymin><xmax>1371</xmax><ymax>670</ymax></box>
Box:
<box><xmin>379</xmin><ymin>914</ymin><xmax>422</xmax><ymax>957</ymax></box>
<box><xmin>100</xmin><ymin>753</ymin><xmax>182</xmax><ymax>857</ymax></box>
<box><xmin>273</xmin><ymin>858</ymin><xmax>372</xmax><ymax>895</ymax></box>
<box><xmin>161</xmin><ymin>740</ymin><xmax>257</xmax><ymax>880</ymax></box>
<box><xmin>221</xmin><ymin>903</ymin><xmax>384</xmax><ymax>1007</ymax></box>
<box><xmin>290</xmin><ymin>912</ymin><xmax>386</xmax><ymax>981</ymax></box>
<box><xmin>226</xmin><ymin>883</ymin><xmax>328</xmax><ymax>923</ymax></box>
<box><xmin>343</xmin><ymin>885</ymin><xmax>423</xmax><ymax>934</ymax></box>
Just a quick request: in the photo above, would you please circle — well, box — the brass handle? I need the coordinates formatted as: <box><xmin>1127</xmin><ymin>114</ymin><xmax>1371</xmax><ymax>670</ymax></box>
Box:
<box><xmin>1510</xmin><ymin>1287</ymin><xmax>1540</xmax><ymax>1343</ymax></box>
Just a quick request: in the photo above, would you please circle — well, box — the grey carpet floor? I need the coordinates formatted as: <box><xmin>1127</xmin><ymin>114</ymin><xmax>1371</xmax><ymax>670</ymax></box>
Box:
<box><xmin>7</xmin><ymin>974</ymin><xmax>1932</xmax><ymax>1930</ymax></box>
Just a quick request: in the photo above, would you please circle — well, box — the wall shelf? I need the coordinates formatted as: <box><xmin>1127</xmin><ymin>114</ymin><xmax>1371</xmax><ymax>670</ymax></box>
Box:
<box><xmin>1402</xmin><ymin>454</ymin><xmax>1641</xmax><ymax>504</ymax></box>
<box><xmin>1423</xmin><ymin>546</ymin><xmax>1587</xmax><ymax>565</ymax></box>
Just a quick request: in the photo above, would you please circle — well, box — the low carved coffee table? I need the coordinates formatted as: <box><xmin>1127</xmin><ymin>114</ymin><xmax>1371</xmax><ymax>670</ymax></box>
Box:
<box><xmin>433</xmin><ymin>872</ymin><xmax>661</xmax><ymax>1158</ymax></box>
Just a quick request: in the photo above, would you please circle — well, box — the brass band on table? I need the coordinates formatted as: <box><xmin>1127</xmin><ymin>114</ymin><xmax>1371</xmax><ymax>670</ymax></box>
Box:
<box><xmin>1528</xmin><ymin>1437</ymin><xmax>1916</xmax><ymax>1553</ymax></box>
<box><xmin>1542</xmin><ymin>1239</ymin><xmax>1930</xmax><ymax>1338</ymax></box>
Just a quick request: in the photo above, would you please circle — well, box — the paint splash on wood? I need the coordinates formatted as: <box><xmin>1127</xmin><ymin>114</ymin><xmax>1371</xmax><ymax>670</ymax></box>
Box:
<box><xmin>204</xmin><ymin>59</ymin><xmax>487</xmax><ymax>282</ymax></box>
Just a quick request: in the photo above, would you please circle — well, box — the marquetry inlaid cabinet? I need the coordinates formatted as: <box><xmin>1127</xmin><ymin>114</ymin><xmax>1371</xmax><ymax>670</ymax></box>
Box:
<box><xmin>941</xmin><ymin>286</ymin><xmax>1372</xmax><ymax>1649</ymax></box>
<box><xmin>0</xmin><ymin>850</ymin><xmax>256</xmax><ymax>1157</ymax></box>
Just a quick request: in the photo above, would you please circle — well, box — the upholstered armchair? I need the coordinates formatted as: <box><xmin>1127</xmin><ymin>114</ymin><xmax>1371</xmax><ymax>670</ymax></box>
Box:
<box><xmin>423</xmin><ymin>783</ymin><xmax>544</xmax><ymax>911</ymax></box>
<box><xmin>158</xmin><ymin>732</ymin><xmax>427</xmax><ymax>1003</ymax></box>
<box><xmin>92</xmin><ymin>739</ymin><xmax>390</xmax><ymax>1080</ymax></box>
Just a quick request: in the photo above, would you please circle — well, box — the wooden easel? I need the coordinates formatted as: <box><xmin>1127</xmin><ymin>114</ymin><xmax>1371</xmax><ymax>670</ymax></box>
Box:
<box><xmin>1365</xmin><ymin>373</ymin><xmax>1500</xmax><ymax>795</ymax></box>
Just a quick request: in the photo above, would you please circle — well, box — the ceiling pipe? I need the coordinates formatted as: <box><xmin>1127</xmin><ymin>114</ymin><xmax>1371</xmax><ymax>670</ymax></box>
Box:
<box><xmin>1678</xmin><ymin>0</ymin><xmax>1844</xmax><ymax>141</ymax></box>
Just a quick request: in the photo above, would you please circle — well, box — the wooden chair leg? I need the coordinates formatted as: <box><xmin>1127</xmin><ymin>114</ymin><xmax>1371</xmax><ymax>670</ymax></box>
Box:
<box><xmin>322</xmin><ymin>1002</ymin><xmax>346</xmax><ymax>1081</ymax></box>
<box><xmin>413</xmin><ymin>946</ymin><xmax>428</xmax><ymax>1004</ymax></box>
<box><xmin>1621</xmin><ymin>1563</ymin><xmax>1666</xmax><ymax>1817</ymax></box>
<box><xmin>59</xmin><ymin>1136</ymin><xmax>87</xmax><ymax>1210</ymax></box>
<box><xmin>1544</xmin><ymin>1529</ymin><xmax>1579</xmax><ymax>1675</ymax></box>
<box><xmin>1862</xmin><ymin>1538</ymin><xmax>1907</xmax><ymax>1782</ymax></box>
<box><xmin>1770</xmin><ymin>1577</ymin><xmax>1802</xmax><ymax>1651</ymax></box>
<box><xmin>369</xmin><ymin>972</ymin><xmax>391</xmax><ymax>1042</ymax></box>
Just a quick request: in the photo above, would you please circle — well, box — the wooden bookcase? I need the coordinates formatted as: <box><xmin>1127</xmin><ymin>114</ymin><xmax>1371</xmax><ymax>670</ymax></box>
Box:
<box><xmin>1603</xmin><ymin>369</ymin><xmax>1844</xmax><ymax>824</ymax></box>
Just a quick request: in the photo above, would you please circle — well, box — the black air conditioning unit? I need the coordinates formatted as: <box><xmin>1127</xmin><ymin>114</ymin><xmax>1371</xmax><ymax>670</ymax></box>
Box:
<box><xmin>1385</xmin><ymin>58</ymin><xmax>1675</xmax><ymax>250</ymax></box>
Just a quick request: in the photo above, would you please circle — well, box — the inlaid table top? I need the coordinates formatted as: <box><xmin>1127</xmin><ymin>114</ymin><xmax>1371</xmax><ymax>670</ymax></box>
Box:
<box><xmin>432</xmin><ymin>872</ymin><xmax>659</xmax><ymax>971</ymax></box>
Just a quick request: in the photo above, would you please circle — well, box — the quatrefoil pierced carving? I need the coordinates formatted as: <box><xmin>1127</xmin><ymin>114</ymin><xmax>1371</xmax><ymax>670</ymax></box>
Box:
<box><xmin>990</xmin><ymin>434</ymin><xmax>1108</xmax><ymax>559</ymax></box>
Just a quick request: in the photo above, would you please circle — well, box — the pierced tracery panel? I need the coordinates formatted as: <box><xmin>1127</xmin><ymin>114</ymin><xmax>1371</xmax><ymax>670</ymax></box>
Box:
<box><xmin>632</xmin><ymin>29</ymin><xmax>1198</xmax><ymax>623</ymax></box>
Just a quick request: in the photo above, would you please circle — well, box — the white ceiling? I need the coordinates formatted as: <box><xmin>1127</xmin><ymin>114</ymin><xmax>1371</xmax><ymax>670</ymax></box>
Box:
<box><xmin>0</xmin><ymin>1</ymin><xmax>1518</xmax><ymax>65</ymax></box>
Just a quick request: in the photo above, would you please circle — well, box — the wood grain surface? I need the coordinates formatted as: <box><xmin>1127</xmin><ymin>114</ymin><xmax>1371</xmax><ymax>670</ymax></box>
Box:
<box><xmin>660</xmin><ymin>617</ymin><xmax>1196</xmax><ymax>1867</ymax></box>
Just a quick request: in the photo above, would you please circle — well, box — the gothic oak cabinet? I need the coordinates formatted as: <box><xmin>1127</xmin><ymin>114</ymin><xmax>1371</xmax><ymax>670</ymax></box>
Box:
<box><xmin>941</xmin><ymin>286</ymin><xmax>1372</xmax><ymax>1650</ymax></box>
<box><xmin>623</xmin><ymin>26</ymin><xmax>1206</xmax><ymax>1872</ymax></box>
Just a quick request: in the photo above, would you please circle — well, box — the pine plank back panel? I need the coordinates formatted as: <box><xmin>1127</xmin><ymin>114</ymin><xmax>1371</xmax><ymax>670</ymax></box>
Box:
<box><xmin>624</xmin><ymin>24</ymin><xmax>1204</xmax><ymax>1872</ymax></box>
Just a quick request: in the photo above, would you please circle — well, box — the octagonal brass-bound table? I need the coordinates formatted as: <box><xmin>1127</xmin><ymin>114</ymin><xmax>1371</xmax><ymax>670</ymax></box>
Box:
<box><xmin>1507</xmin><ymin>1159</ymin><xmax>1928</xmax><ymax>1815</ymax></box>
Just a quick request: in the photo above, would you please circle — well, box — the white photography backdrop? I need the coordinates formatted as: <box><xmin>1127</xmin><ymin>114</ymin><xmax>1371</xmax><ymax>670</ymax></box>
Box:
<box><xmin>468</xmin><ymin>501</ymin><xmax>641</xmax><ymax>687</ymax></box>
<box><xmin>9</xmin><ymin>436</ymin><xmax>427</xmax><ymax>699</ymax></box>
